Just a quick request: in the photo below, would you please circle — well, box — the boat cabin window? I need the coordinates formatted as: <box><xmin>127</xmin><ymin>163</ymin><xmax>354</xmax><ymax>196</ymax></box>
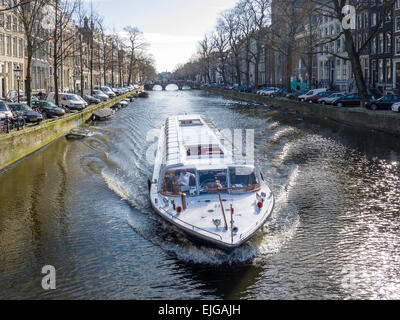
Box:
<box><xmin>229</xmin><ymin>166</ymin><xmax>260</xmax><ymax>193</ymax></box>
<box><xmin>179</xmin><ymin>119</ymin><xmax>202</xmax><ymax>126</ymax></box>
<box><xmin>186</xmin><ymin>145</ymin><xmax>224</xmax><ymax>157</ymax></box>
<box><xmin>160</xmin><ymin>168</ymin><xmax>197</xmax><ymax>196</ymax></box>
<box><xmin>199</xmin><ymin>170</ymin><xmax>228</xmax><ymax>194</ymax></box>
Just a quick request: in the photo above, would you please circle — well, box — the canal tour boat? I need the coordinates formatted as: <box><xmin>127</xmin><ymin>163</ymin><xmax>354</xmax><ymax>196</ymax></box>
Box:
<box><xmin>149</xmin><ymin>114</ymin><xmax>274</xmax><ymax>252</ymax></box>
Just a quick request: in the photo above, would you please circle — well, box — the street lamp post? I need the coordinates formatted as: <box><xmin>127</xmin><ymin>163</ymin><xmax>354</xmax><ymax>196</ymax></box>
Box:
<box><xmin>13</xmin><ymin>66</ymin><xmax>23</xmax><ymax>103</ymax></box>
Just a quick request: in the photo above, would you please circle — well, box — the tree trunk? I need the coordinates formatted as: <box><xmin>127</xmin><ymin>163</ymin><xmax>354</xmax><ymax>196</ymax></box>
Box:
<box><xmin>235</xmin><ymin>55</ymin><xmax>241</xmax><ymax>86</ymax></box>
<box><xmin>80</xmin><ymin>35</ymin><xmax>84</xmax><ymax>96</ymax></box>
<box><xmin>26</xmin><ymin>44</ymin><xmax>32</xmax><ymax>107</ymax></box>
<box><xmin>286</xmin><ymin>44</ymin><xmax>293</xmax><ymax>93</ymax></box>
<box><xmin>344</xmin><ymin>30</ymin><xmax>369</xmax><ymax>107</ymax></box>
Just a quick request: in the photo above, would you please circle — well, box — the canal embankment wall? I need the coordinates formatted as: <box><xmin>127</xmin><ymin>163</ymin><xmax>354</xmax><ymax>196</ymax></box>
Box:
<box><xmin>205</xmin><ymin>88</ymin><xmax>400</xmax><ymax>136</ymax></box>
<box><xmin>0</xmin><ymin>87</ymin><xmax>143</xmax><ymax>172</ymax></box>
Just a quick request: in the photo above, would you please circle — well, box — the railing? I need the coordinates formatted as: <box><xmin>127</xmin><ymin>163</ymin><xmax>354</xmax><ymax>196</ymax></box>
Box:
<box><xmin>158</xmin><ymin>206</ymin><xmax>223</xmax><ymax>241</ymax></box>
<box><xmin>239</xmin><ymin>196</ymin><xmax>274</xmax><ymax>241</ymax></box>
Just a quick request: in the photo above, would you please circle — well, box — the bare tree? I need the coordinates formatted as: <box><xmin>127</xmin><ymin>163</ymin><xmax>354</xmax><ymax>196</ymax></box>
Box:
<box><xmin>9</xmin><ymin>0</ymin><xmax>50</xmax><ymax>106</ymax></box>
<box><xmin>212</xmin><ymin>19</ymin><xmax>230</xmax><ymax>84</ymax></box>
<box><xmin>269</xmin><ymin>0</ymin><xmax>304</xmax><ymax>92</ymax></box>
<box><xmin>246</xmin><ymin>0</ymin><xmax>271</xmax><ymax>91</ymax></box>
<box><xmin>123</xmin><ymin>26</ymin><xmax>147</xmax><ymax>85</ymax></box>
<box><xmin>220</xmin><ymin>8</ymin><xmax>243</xmax><ymax>85</ymax></box>
<box><xmin>49</xmin><ymin>0</ymin><xmax>78</xmax><ymax>105</ymax></box>
<box><xmin>198</xmin><ymin>34</ymin><xmax>215</xmax><ymax>83</ymax></box>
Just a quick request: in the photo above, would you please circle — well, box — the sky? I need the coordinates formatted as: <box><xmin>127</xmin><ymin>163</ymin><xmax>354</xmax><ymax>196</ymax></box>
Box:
<box><xmin>90</xmin><ymin>0</ymin><xmax>239</xmax><ymax>73</ymax></box>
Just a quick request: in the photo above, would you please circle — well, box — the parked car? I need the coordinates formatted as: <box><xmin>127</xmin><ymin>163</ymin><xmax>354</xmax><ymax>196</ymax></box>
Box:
<box><xmin>261</xmin><ymin>87</ymin><xmax>280</xmax><ymax>96</ymax></box>
<box><xmin>30</xmin><ymin>96</ymin><xmax>40</xmax><ymax>106</ymax></box>
<box><xmin>0</xmin><ymin>101</ymin><xmax>13</xmax><ymax>120</ymax></box>
<box><xmin>391</xmin><ymin>102</ymin><xmax>400</xmax><ymax>113</ymax></box>
<box><xmin>270</xmin><ymin>88</ymin><xmax>288</xmax><ymax>97</ymax></box>
<box><xmin>112</xmin><ymin>88</ymin><xmax>123</xmax><ymax>95</ymax></box>
<box><xmin>92</xmin><ymin>90</ymin><xmax>109</xmax><ymax>101</ymax></box>
<box><xmin>6</xmin><ymin>90</ymin><xmax>24</xmax><ymax>102</ymax></box>
<box><xmin>83</xmin><ymin>94</ymin><xmax>101</xmax><ymax>105</ymax></box>
<box><xmin>365</xmin><ymin>94</ymin><xmax>399</xmax><ymax>110</ymax></box>
<box><xmin>76</xmin><ymin>95</ymin><xmax>88</xmax><ymax>107</ymax></box>
<box><xmin>36</xmin><ymin>101</ymin><xmax>65</xmax><ymax>118</ymax></box>
<box><xmin>304</xmin><ymin>91</ymin><xmax>336</xmax><ymax>103</ymax></box>
<box><xmin>101</xmin><ymin>86</ymin><xmax>116</xmax><ymax>98</ymax></box>
<box><xmin>232</xmin><ymin>85</ymin><xmax>247</xmax><ymax>92</ymax></box>
<box><xmin>47</xmin><ymin>93</ymin><xmax>86</xmax><ymax>111</ymax></box>
<box><xmin>298</xmin><ymin>88</ymin><xmax>327</xmax><ymax>101</ymax></box>
<box><xmin>318</xmin><ymin>92</ymin><xmax>346</xmax><ymax>105</ymax></box>
<box><xmin>8</xmin><ymin>103</ymin><xmax>43</xmax><ymax>123</ymax></box>
<box><xmin>332</xmin><ymin>94</ymin><xmax>374</xmax><ymax>107</ymax></box>
<box><xmin>286</xmin><ymin>89</ymin><xmax>308</xmax><ymax>100</ymax></box>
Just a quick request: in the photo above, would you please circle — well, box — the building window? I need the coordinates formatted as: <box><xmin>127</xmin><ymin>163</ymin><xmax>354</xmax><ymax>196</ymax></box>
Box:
<box><xmin>378</xmin><ymin>59</ymin><xmax>383</xmax><ymax>83</ymax></box>
<box><xmin>343</xmin><ymin>60</ymin><xmax>347</xmax><ymax>80</ymax></box>
<box><xmin>364</xmin><ymin>12</ymin><xmax>368</xmax><ymax>28</ymax></box>
<box><xmin>371</xmin><ymin>60</ymin><xmax>376</xmax><ymax>83</ymax></box>
<box><xmin>386</xmin><ymin>59</ymin><xmax>392</xmax><ymax>82</ymax></box>
<box><xmin>396</xmin><ymin>0</ymin><xmax>400</xmax><ymax>9</ymax></box>
<box><xmin>379</xmin><ymin>33</ymin><xmax>384</xmax><ymax>53</ymax></box>
<box><xmin>372</xmin><ymin>13</ymin><xmax>377</xmax><ymax>26</ymax></box>
<box><xmin>18</xmin><ymin>39</ymin><xmax>22</xmax><ymax>58</ymax></box>
<box><xmin>371</xmin><ymin>37</ymin><xmax>377</xmax><ymax>54</ymax></box>
<box><xmin>12</xmin><ymin>17</ymin><xmax>17</xmax><ymax>31</ymax></box>
<box><xmin>396</xmin><ymin>17</ymin><xmax>400</xmax><ymax>31</ymax></box>
<box><xmin>386</xmin><ymin>32</ymin><xmax>392</xmax><ymax>53</ymax></box>
<box><xmin>0</xmin><ymin>34</ymin><xmax>3</xmax><ymax>55</ymax></box>
<box><xmin>337</xmin><ymin>59</ymin><xmax>341</xmax><ymax>80</ymax></box>
<box><xmin>396</xmin><ymin>36</ymin><xmax>400</xmax><ymax>55</ymax></box>
<box><xmin>12</xmin><ymin>37</ymin><xmax>16</xmax><ymax>57</ymax></box>
<box><xmin>6</xmin><ymin>35</ymin><xmax>10</xmax><ymax>56</ymax></box>
<box><xmin>386</xmin><ymin>11</ymin><xmax>392</xmax><ymax>23</ymax></box>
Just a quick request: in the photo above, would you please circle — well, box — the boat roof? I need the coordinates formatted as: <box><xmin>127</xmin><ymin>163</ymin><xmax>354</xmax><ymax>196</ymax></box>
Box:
<box><xmin>163</xmin><ymin>114</ymin><xmax>253</xmax><ymax>169</ymax></box>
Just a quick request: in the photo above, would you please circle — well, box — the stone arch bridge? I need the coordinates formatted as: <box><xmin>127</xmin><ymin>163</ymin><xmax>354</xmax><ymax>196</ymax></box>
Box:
<box><xmin>144</xmin><ymin>81</ymin><xmax>201</xmax><ymax>91</ymax></box>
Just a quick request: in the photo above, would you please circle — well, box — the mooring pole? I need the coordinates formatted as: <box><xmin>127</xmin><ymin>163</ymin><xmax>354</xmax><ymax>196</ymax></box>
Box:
<box><xmin>230</xmin><ymin>204</ymin><xmax>233</xmax><ymax>244</ymax></box>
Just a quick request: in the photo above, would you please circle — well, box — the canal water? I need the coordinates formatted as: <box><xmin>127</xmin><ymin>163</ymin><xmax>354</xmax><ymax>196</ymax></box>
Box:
<box><xmin>0</xmin><ymin>90</ymin><xmax>399</xmax><ymax>299</ymax></box>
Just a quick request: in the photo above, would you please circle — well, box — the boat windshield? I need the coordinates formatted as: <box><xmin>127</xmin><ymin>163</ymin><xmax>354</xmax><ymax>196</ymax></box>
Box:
<box><xmin>160</xmin><ymin>166</ymin><xmax>261</xmax><ymax>196</ymax></box>
<box><xmin>199</xmin><ymin>169</ymin><xmax>228</xmax><ymax>194</ymax></box>
<box><xmin>161</xmin><ymin>168</ymin><xmax>197</xmax><ymax>196</ymax></box>
<box><xmin>229</xmin><ymin>166</ymin><xmax>260</xmax><ymax>193</ymax></box>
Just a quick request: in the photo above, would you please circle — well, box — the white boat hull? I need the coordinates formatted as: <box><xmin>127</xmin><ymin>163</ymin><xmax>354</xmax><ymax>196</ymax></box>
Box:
<box><xmin>149</xmin><ymin>114</ymin><xmax>275</xmax><ymax>253</ymax></box>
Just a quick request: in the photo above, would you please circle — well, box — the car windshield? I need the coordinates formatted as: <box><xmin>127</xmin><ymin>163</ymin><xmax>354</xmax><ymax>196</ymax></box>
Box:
<box><xmin>42</xmin><ymin>102</ymin><xmax>57</xmax><ymax>108</ymax></box>
<box><xmin>66</xmin><ymin>95</ymin><xmax>79</xmax><ymax>101</ymax></box>
<box><xmin>379</xmin><ymin>95</ymin><xmax>397</xmax><ymax>101</ymax></box>
<box><xmin>229</xmin><ymin>166</ymin><xmax>260</xmax><ymax>193</ymax></box>
<box><xmin>161</xmin><ymin>168</ymin><xmax>197</xmax><ymax>196</ymax></box>
<box><xmin>0</xmin><ymin>102</ymin><xmax>9</xmax><ymax>111</ymax></box>
<box><xmin>9</xmin><ymin>104</ymin><xmax>32</xmax><ymax>111</ymax></box>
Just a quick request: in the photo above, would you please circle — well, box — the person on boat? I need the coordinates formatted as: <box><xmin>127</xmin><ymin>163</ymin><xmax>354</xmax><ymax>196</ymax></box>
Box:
<box><xmin>178</xmin><ymin>169</ymin><xmax>195</xmax><ymax>192</ymax></box>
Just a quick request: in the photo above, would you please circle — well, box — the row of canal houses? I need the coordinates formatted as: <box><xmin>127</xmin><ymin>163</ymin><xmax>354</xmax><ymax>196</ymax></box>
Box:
<box><xmin>0</xmin><ymin>2</ymin><xmax>130</xmax><ymax>100</ymax></box>
<box><xmin>205</xmin><ymin>1</ymin><xmax>398</xmax><ymax>95</ymax></box>
<box><xmin>290</xmin><ymin>0</ymin><xmax>398</xmax><ymax>94</ymax></box>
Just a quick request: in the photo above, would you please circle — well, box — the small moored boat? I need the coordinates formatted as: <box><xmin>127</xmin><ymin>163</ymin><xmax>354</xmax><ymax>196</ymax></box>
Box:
<box><xmin>66</xmin><ymin>128</ymin><xmax>93</xmax><ymax>140</ymax></box>
<box><xmin>138</xmin><ymin>91</ymin><xmax>149</xmax><ymax>98</ymax></box>
<box><xmin>89</xmin><ymin>108</ymin><xmax>115</xmax><ymax>121</ymax></box>
<box><xmin>149</xmin><ymin>115</ymin><xmax>274</xmax><ymax>252</ymax></box>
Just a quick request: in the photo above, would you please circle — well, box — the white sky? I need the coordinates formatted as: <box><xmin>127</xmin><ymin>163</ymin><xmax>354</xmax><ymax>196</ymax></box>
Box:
<box><xmin>91</xmin><ymin>0</ymin><xmax>239</xmax><ymax>73</ymax></box>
